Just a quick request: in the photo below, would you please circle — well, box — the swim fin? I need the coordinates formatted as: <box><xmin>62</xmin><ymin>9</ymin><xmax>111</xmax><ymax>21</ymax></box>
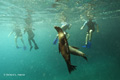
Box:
<box><xmin>53</xmin><ymin>36</ymin><xmax>58</xmax><ymax>45</ymax></box>
<box><xmin>82</xmin><ymin>45</ymin><xmax>87</xmax><ymax>48</ymax></box>
<box><xmin>86</xmin><ymin>41</ymin><xmax>91</xmax><ymax>48</ymax></box>
<box><xmin>35</xmin><ymin>45</ymin><xmax>39</xmax><ymax>50</ymax></box>
<box><xmin>82</xmin><ymin>41</ymin><xmax>91</xmax><ymax>48</ymax></box>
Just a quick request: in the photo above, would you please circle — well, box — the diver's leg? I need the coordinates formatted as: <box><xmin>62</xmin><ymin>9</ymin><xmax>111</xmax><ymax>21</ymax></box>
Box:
<box><xmin>31</xmin><ymin>39</ymin><xmax>39</xmax><ymax>49</ymax></box>
<box><xmin>20</xmin><ymin>36</ymin><xmax>26</xmax><ymax>50</ymax></box>
<box><xmin>31</xmin><ymin>39</ymin><xmax>36</xmax><ymax>45</ymax></box>
<box><xmin>15</xmin><ymin>36</ymin><xmax>19</xmax><ymax>48</ymax></box>
<box><xmin>85</xmin><ymin>33</ymin><xmax>89</xmax><ymax>45</ymax></box>
<box><xmin>89</xmin><ymin>30</ymin><xmax>93</xmax><ymax>41</ymax></box>
<box><xmin>20</xmin><ymin>36</ymin><xmax>25</xmax><ymax>46</ymax></box>
<box><xmin>28</xmin><ymin>39</ymin><xmax>32</xmax><ymax>47</ymax></box>
<box><xmin>28</xmin><ymin>38</ymin><xmax>33</xmax><ymax>51</ymax></box>
<box><xmin>86</xmin><ymin>30</ymin><xmax>93</xmax><ymax>48</ymax></box>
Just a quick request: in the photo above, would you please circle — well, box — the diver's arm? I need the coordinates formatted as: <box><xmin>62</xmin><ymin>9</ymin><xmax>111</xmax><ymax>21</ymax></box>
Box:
<box><xmin>8</xmin><ymin>31</ymin><xmax>13</xmax><ymax>37</ymax></box>
<box><xmin>80</xmin><ymin>21</ymin><xmax>87</xmax><ymax>30</ymax></box>
<box><xmin>61</xmin><ymin>25</ymin><xmax>64</xmax><ymax>29</ymax></box>
<box><xmin>68</xmin><ymin>24</ymin><xmax>72</xmax><ymax>30</ymax></box>
<box><xmin>80</xmin><ymin>26</ymin><xmax>84</xmax><ymax>30</ymax></box>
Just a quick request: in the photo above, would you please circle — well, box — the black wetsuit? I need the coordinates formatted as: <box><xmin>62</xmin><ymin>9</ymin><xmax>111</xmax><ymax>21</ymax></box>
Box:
<box><xmin>24</xmin><ymin>27</ymin><xmax>38</xmax><ymax>50</ymax></box>
<box><xmin>25</xmin><ymin>27</ymin><xmax>35</xmax><ymax>40</ymax></box>
<box><xmin>86</xmin><ymin>21</ymin><xmax>96</xmax><ymax>33</ymax></box>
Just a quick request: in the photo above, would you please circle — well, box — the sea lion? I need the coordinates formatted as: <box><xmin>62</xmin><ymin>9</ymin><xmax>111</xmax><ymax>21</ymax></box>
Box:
<box><xmin>54</xmin><ymin>26</ymin><xmax>76</xmax><ymax>73</ymax></box>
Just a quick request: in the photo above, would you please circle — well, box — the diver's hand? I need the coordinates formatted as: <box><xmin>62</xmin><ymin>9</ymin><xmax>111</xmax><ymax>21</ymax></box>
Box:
<box><xmin>80</xmin><ymin>26</ymin><xmax>83</xmax><ymax>30</ymax></box>
<box><xmin>8</xmin><ymin>32</ymin><xmax>12</xmax><ymax>37</ymax></box>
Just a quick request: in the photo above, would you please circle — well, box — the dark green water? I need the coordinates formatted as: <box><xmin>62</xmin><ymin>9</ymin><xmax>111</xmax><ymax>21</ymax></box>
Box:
<box><xmin>0</xmin><ymin>0</ymin><xmax>120</xmax><ymax>80</ymax></box>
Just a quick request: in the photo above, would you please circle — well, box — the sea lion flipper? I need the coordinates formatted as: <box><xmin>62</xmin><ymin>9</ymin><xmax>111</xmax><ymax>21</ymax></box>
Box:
<box><xmin>71</xmin><ymin>46</ymin><xmax>79</xmax><ymax>49</ymax></box>
<box><xmin>67</xmin><ymin>63</ymin><xmax>76</xmax><ymax>73</ymax></box>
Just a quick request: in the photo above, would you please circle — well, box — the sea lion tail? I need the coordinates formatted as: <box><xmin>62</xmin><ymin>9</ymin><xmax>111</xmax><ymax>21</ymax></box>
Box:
<box><xmin>83</xmin><ymin>56</ymin><xmax>88</xmax><ymax>61</ymax></box>
<box><xmin>67</xmin><ymin>63</ymin><xmax>76</xmax><ymax>74</ymax></box>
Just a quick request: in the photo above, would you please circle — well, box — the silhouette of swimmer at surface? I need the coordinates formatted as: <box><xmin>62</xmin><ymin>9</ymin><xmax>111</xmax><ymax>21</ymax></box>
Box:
<box><xmin>24</xmin><ymin>26</ymin><xmax>39</xmax><ymax>51</ymax></box>
<box><xmin>8</xmin><ymin>25</ymin><xmax>26</xmax><ymax>50</ymax></box>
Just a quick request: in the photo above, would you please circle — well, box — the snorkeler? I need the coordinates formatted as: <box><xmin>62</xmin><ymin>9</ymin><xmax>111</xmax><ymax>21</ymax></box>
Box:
<box><xmin>53</xmin><ymin>22</ymin><xmax>72</xmax><ymax>44</ymax></box>
<box><xmin>80</xmin><ymin>18</ymin><xmax>99</xmax><ymax>48</ymax></box>
<box><xmin>24</xmin><ymin>26</ymin><xmax>39</xmax><ymax>51</ymax></box>
<box><xmin>8</xmin><ymin>25</ymin><xmax>26</xmax><ymax>50</ymax></box>
<box><xmin>24</xmin><ymin>8</ymin><xmax>39</xmax><ymax>51</ymax></box>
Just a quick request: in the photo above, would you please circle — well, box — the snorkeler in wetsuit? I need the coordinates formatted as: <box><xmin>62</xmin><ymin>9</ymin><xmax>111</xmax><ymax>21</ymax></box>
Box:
<box><xmin>8</xmin><ymin>26</ymin><xmax>26</xmax><ymax>49</ymax></box>
<box><xmin>53</xmin><ymin>22</ymin><xmax>72</xmax><ymax>44</ymax></box>
<box><xmin>61</xmin><ymin>22</ymin><xmax>72</xmax><ymax>39</ymax></box>
<box><xmin>24</xmin><ymin>26</ymin><xmax>39</xmax><ymax>51</ymax></box>
<box><xmin>80</xmin><ymin>18</ymin><xmax>99</xmax><ymax>48</ymax></box>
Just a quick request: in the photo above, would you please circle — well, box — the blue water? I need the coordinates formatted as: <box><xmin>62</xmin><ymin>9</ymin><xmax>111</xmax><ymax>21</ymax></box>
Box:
<box><xmin>0</xmin><ymin>0</ymin><xmax>120</xmax><ymax>80</ymax></box>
